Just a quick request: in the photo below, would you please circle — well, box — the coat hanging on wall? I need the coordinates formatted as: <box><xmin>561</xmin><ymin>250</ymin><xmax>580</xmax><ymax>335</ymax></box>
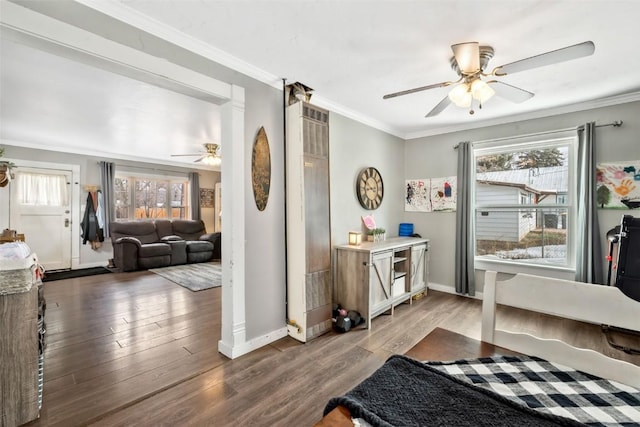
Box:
<box><xmin>81</xmin><ymin>187</ymin><xmax>105</xmax><ymax>249</ymax></box>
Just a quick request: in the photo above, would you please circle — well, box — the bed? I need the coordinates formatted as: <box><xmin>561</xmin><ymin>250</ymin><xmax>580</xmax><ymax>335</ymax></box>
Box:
<box><xmin>317</xmin><ymin>271</ymin><xmax>640</xmax><ymax>426</ymax></box>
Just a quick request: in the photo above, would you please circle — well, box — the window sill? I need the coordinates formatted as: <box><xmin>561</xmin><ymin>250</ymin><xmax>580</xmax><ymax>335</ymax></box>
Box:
<box><xmin>474</xmin><ymin>257</ymin><xmax>575</xmax><ymax>280</ymax></box>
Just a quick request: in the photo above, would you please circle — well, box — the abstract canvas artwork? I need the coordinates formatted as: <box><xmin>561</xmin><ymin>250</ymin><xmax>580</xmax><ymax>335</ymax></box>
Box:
<box><xmin>405</xmin><ymin>176</ymin><xmax>457</xmax><ymax>212</ymax></box>
<box><xmin>596</xmin><ymin>161</ymin><xmax>640</xmax><ymax>209</ymax></box>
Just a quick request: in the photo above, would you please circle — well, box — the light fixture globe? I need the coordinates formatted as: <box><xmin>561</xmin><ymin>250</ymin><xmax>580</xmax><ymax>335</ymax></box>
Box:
<box><xmin>200</xmin><ymin>155</ymin><xmax>221</xmax><ymax>166</ymax></box>
<box><xmin>448</xmin><ymin>83</ymin><xmax>472</xmax><ymax>108</ymax></box>
<box><xmin>470</xmin><ymin>79</ymin><xmax>495</xmax><ymax>104</ymax></box>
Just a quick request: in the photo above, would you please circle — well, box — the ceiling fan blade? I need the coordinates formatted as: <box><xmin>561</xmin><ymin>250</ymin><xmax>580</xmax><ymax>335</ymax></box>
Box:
<box><xmin>488</xmin><ymin>81</ymin><xmax>534</xmax><ymax>103</ymax></box>
<box><xmin>425</xmin><ymin>96</ymin><xmax>451</xmax><ymax>118</ymax></box>
<box><xmin>451</xmin><ymin>42</ymin><xmax>480</xmax><ymax>74</ymax></box>
<box><xmin>492</xmin><ymin>41</ymin><xmax>595</xmax><ymax>76</ymax></box>
<box><xmin>383</xmin><ymin>81</ymin><xmax>454</xmax><ymax>99</ymax></box>
<box><xmin>170</xmin><ymin>153</ymin><xmax>201</xmax><ymax>157</ymax></box>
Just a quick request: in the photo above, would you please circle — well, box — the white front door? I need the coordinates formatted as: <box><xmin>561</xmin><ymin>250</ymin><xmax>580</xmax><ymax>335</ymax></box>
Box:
<box><xmin>10</xmin><ymin>167</ymin><xmax>72</xmax><ymax>271</ymax></box>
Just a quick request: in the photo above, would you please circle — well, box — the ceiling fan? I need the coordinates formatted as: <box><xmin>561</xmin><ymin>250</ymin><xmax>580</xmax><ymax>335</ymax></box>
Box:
<box><xmin>171</xmin><ymin>143</ymin><xmax>221</xmax><ymax>165</ymax></box>
<box><xmin>383</xmin><ymin>41</ymin><xmax>595</xmax><ymax>117</ymax></box>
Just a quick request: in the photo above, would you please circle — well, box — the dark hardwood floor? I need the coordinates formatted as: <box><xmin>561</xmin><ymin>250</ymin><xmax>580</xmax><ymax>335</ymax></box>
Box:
<box><xmin>26</xmin><ymin>271</ymin><xmax>639</xmax><ymax>426</ymax></box>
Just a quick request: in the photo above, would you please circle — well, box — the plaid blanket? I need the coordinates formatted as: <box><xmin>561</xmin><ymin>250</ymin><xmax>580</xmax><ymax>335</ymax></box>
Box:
<box><xmin>427</xmin><ymin>356</ymin><xmax>640</xmax><ymax>426</ymax></box>
<box><xmin>326</xmin><ymin>355</ymin><xmax>584</xmax><ymax>427</ymax></box>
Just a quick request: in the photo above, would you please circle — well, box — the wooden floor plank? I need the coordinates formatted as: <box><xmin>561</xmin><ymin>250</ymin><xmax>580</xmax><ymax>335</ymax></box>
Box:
<box><xmin>21</xmin><ymin>271</ymin><xmax>639</xmax><ymax>427</ymax></box>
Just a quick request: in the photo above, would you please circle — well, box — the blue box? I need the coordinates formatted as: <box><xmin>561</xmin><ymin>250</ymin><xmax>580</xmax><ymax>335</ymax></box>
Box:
<box><xmin>399</xmin><ymin>223</ymin><xmax>414</xmax><ymax>236</ymax></box>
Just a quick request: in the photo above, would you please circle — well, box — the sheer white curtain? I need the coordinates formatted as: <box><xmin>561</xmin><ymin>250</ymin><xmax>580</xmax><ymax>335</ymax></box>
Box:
<box><xmin>16</xmin><ymin>172</ymin><xmax>69</xmax><ymax>206</ymax></box>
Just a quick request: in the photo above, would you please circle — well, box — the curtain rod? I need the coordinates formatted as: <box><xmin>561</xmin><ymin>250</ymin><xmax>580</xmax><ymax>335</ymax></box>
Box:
<box><xmin>453</xmin><ymin>120</ymin><xmax>623</xmax><ymax>149</ymax></box>
<box><xmin>97</xmin><ymin>161</ymin><xmax>196</xmax><ymax>175</ymax></box>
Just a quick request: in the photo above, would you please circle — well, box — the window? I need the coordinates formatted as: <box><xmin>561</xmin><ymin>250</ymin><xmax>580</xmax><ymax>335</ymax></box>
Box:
<box><xmin>473</xmin><ymin>136</ymin><xmax>575</xmax><ymax>270</ymax></box>
<box><xmin>115</xmin><ymin>173</ymin><xmax>190</xmax><ymax>221</ymax></box>
<box><xmin>15</xmin><ymin>172</ymin><xmax>69</xmax><ymax>206</ymax></box>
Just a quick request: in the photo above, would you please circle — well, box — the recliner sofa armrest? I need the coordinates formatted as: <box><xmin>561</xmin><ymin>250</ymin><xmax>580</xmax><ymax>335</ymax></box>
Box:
<box><xmin>161</xmin><ymin>235</ymin><xmax>184</xmax><ymax>242</ymax></box>
<box><xmin>115</xmin><ymin>236</ymin><xmax>143</xmax><ymax>247</ymax></box>
<box><xmin>113</xmin><ymin>236</ymin><xmax>142</xmax><ymax>272</ymax></box>
<box><xmin>199</xmin><ymin>232</ymin><xmax>220</xmax><ymax>243</ymax></box>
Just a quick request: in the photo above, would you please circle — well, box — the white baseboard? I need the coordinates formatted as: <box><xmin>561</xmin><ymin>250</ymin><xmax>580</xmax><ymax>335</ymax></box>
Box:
<box><xmin>71</xmin><ymin>261</ymin><xmax>110</xmax><ymax>270</ymax></box>
<box><xmin>218</xmin><ymin>326</ymin><xmax>288</xmax><ymax>359</ymax></box>
<box><xmin>428</xmin><ymin>282</ymin><xmax>483</xmax><ymax>301</ymax></box>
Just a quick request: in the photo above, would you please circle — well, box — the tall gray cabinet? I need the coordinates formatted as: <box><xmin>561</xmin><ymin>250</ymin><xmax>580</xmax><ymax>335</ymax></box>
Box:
<box><xmin>286</xmin><ymin>101</ymin><xmax>332</xmax><ymax>342</ymax></box>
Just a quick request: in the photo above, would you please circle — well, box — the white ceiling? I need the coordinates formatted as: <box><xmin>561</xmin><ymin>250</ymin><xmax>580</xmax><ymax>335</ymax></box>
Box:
<box><xmin>2</xmin><ymin>0</ymin><xmax>640</xmax><ymax>165</ymax></box>
<box><xmin>0</xmin><ymin>38</ymin><xmax>222</xmax><ymax>166</ymax></box>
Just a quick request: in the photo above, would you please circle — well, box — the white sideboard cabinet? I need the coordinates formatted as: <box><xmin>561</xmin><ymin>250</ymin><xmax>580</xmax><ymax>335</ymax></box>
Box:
<box><xmin>334</xmin><ymin>237</ymin><xmax>429</xmax><ymax>329</ymax></box>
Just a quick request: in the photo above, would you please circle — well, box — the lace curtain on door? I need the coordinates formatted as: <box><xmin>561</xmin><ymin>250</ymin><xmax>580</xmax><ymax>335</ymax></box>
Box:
<box><xmin>16</xmin><ymin>172</ymin><xmax>69</xmax><ymax>206</ymax></box>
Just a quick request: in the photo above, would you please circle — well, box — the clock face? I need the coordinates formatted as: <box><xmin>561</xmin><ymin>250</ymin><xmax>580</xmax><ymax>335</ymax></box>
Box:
<box><xmin>357</xmin><ymin>167</ymin><xmax>384</xmax><ymax>210</ymax></box>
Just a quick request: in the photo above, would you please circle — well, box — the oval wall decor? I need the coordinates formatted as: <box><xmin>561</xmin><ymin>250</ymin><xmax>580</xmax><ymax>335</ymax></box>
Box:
<box><xmin>251</xmin><ymin>126</ymin><xmax>271</xmax><ymax>211</ymax></box>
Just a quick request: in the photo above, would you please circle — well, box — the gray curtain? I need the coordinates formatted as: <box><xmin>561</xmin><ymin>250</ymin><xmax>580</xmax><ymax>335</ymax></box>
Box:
<box><xmin>189</xmin><ymin>172</ymin><xmax>200</xmax><ymax>221</ymax></box>
<box><xmin>99</xmin><ymin>161</ymin><xmax>115</xmax><ymax>238</ymax></box>
<box><xmin>455</xmin><ymin>141</ymin><xmax>475</xmax><ymax>295</ymax></box>
<box><xmin>575</xmin><ymin>122</ymin><xmax>603</xmax><ymax>284</ymax></box>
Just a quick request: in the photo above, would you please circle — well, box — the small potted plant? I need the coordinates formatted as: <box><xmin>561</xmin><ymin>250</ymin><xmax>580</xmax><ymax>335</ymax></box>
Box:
<box><xmin>368</xmin><ymin>227</ymin><xmax>386</xmax><ymax>242</ymax></box>
<box><xmin>0</xmin><ymin>147</ymin><xmax>16</xmax><ymax>188</ymax></box>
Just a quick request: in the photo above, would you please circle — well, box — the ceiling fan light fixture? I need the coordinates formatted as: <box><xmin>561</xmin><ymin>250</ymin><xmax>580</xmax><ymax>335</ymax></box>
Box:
<box><xmin>448</xmin><ymin>83</ymin><xmax>472</xmax><ymax>108</ymax></box>
<box><xmin>384</xmin><ymin>40</ymin><xmax>595</xmax><ymax>117</ymax></box>
<box><xmin>451</xmin><ymin>42</ymin><xmax>480</xmax><ymax>74</ymax></box>
<box><xmin>470</xmin><ymin>79</ymin><xmax>495</xmax><ymax>103</ymax></box>
<box><xmin>199</xmin><ymin>155</ymin><xmax>221</xmax><ymax>166</ymax></box>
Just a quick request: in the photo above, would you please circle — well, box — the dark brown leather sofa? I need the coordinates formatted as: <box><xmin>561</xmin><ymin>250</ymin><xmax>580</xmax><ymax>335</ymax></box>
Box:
<box><xmin>110</xmin><ymin>219</ymin><xmax>221</xmax><ymax>272</ymax></box>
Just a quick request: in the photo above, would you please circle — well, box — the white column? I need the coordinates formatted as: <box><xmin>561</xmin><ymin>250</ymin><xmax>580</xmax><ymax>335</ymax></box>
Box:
<box><xmin>218</xmin><ymin>85</ymin><xmax>247</xmax><ymax>358</ymax></box>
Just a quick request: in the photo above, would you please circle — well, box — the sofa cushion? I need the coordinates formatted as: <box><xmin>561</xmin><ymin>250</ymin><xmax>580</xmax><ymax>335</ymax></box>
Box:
<box><xmin>187</xmin><ymin>251</ymin><xmax>212</xmax><ymax>264</ymax></box>
<box><xmin>154</xmin><ymin>219</ymin><xmax>174</xmax><ymax>239</ymax></box>
<box><xmin>138</xmin><ymin>243</ymin><xmax>172</xmax><ymax>257</ymax></box>
<box><xmin>170</xmin><ymin>220</ymin><xmax>208</xmax><ymax>241</ymax></box>
<box><xmin>110</xmin><ymin>221</ymin><xmax>159</xmax><ymax>245</ymax></box>
<box><xmin>185</xmin><ymin>240</ymin><xmax>213</xmax><ymax>253</ymax></box>
<box><xmin>138</xmin><ymin>255</ymin><xmax>171</xmax><ymax>270</ymax></box>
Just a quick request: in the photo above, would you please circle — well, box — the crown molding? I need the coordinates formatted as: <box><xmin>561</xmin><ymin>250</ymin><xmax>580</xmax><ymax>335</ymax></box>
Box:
<box><xmin>404</xmin><ymin>91</ymin><xmax>640</xmax><ymax>140</ymax></box>
<box><xmin>75</xmin><ymin>0</ymin><xmax>283</xmax><ymax>90</ymax></box>
<box><xmin>75</xmin><ymin>1</ymin><xmax>406</xmax><ymax>139</ymax></box>
<box><xmin>310</xmin><ymin>95</ymin><xmax>404</xmax><ymax>139</ymax></box>
<box><xmin>1</xmin><ymin>139</ymin><xmax>218</xmax><ymax>172</ymax></box>
<box><xmin>69</xmin><ymin>1</ymin><xmax>640</xmax><ymax>142</ymax></box>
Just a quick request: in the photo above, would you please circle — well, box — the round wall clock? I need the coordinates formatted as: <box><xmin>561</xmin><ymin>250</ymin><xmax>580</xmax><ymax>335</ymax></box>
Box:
<box><xmin>356</xmin><ymin>167</ymin><xmax>384</xmax><ymax>210</ymax></box>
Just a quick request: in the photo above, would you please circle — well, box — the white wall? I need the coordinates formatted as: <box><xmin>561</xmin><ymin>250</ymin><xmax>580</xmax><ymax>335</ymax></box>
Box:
<box><xmin>404</xmin><ymin>100</ymin><xmax>640</xmax><ymax>293</ymax></box>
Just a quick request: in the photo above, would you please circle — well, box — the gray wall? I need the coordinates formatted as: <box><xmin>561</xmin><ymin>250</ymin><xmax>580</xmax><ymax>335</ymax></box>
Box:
<box><xmin>404</xmin><ymin>100</ymin><xmax>640</xmax><ymax>292</ymax></box>
<box><xmin>330</xmin><ymin>113</ymin><xmax>405</xmax><ymax>247</ymax></box>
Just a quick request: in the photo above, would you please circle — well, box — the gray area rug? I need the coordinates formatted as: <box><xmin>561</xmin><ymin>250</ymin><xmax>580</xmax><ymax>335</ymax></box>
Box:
<box><xmin>150</xmin><ymin>262</ymin><xmax>221</xmax><ymax>291</ymax></box>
